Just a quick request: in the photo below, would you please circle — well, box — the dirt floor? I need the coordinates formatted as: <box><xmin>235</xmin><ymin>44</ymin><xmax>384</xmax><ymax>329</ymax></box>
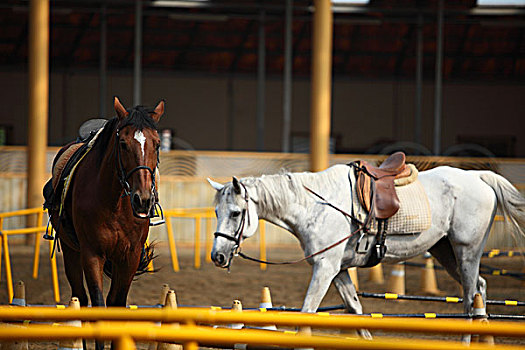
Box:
<box><xmin>1</xmin><ymin>243</ymin><xmax>524</xmax><ymax>348</ymax></box>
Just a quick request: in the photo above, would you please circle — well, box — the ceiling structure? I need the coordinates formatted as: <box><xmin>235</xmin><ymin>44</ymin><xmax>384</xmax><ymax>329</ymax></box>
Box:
<box><xmin>1</xmin><ymin>0</ymin><xmax>524</xmax><ymax>81</ymax></box>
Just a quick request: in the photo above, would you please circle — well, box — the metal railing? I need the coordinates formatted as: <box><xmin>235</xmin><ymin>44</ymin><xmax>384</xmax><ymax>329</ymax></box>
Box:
<box><xmin>0</xmin><ymin>306</ymin><xmax>524</xmax><ymax>350</ymax></box>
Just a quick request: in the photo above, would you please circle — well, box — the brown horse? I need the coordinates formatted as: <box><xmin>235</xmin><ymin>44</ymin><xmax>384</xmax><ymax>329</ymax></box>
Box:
<box><xmin>47</xmin><ymin>97</ymin><xmax>164</xmax><ymax>349</ymax></box>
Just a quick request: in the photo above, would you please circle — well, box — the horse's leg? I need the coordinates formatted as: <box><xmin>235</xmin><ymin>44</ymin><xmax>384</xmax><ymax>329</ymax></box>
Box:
<box><xmin>105</xmin><ymin>250</ymin><xmax>142</xmax><ymax>307</ymax></box>
<box><xmin>301</xmin><ymin>260</ymin><xmax>339</xmax><ymax>313</ymax></box>
<box><xmin>105</xmin><ymin>250</ymin><xmax>142</xmax><ymax>350</ymax></box>
<box><xmin>429</xmin><ymin>237</ymin><xmax>490</xmax><ymax>297</ymax></box>
<box><xmin>62</xmin><ymin>244</ymin><xmax>88</xmax><ymax>306</ymax></box>
<box><xmin>62</xmin><ymin>244</ymin><xmax>88</xmax><ymax>305</ymax></box>
<box><xmin>428</xmin><ymin>237</ymin><xmax>461</xmax><ymax>283</ymax></box>
<box><xmin>82</xmin><ymin>251</ymin><xmax>106</xmax><ymax>350</ymax></box>
<box><xmin>333</xmin><ymin>270</ymin><xmax>372</xmax><ymax>339</ymax></box>
<box><xmin>61</xmin><ymin>244</ymin><xmax>89</xmax><ymax>350</ymax></box>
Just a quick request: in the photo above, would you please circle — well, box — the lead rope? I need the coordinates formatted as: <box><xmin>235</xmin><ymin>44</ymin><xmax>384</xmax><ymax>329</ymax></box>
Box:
<box><xmin>236</xmin><ymin>185</ymin><xmax>364</xmax><ymax>265</ymax></box>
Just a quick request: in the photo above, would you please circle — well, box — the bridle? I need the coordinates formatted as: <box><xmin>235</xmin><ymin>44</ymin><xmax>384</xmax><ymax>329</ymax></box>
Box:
<box><xmin>213</xmin><ymin>182</ymin><xmax>250</xmax><ymax>270</ymax></box>
<box><xmin>115</xmin><ymin>125</ymin><xmax>162</xmax><ymax>221</ymax></box>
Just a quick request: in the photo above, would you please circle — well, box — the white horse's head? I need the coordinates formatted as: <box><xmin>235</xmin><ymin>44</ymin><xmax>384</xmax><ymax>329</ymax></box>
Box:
<box><xmin>207</xmin><ymin>177</ymin><xmax>259</xmax><ymax>269</ymax></box>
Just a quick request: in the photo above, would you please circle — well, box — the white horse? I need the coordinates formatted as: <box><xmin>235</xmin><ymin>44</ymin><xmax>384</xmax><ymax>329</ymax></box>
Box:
<box><xmin>207</xmin><ymin>164</ymin><xmax>525</xmax><ymax>340</ymax></box>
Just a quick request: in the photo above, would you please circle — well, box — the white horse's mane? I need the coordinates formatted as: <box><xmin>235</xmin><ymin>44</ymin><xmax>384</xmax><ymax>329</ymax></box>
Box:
<box><xmin>217</xmin><ymin>166</ymin><xmax>345</xmax><ymax>218</ymax></box>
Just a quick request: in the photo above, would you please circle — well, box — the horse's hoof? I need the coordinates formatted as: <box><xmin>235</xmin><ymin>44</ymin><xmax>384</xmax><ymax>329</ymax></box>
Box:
<box><xmin>358</xmin><ymin>329</ymin><xmax>373</xmax><ymax>340</ymax></box>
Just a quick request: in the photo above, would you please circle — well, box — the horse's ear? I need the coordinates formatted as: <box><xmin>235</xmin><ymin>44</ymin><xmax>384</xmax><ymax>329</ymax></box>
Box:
<box><xmin>114</xmin><ymin>96</ymin><xmax>128</xmax><ymax>120</ymax></box>
<box><xmin>232</xmin><ymin>176</ymin><xmax>241</xmax><ymax>194</ymax></box>
<box><xmin>207</xmin><ymin>178</ymin><xmax>224</xmax><ymax>192</ymax></box>
<box><xmin>151</xmin><ymin>100</ymin><xmax>165</xmax><ymax>123</ymax></box>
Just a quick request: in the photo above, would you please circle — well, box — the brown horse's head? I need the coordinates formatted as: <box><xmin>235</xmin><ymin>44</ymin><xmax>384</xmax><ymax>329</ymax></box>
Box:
<box><xmin>114</xmin><ymin>97</ymin><xmax>164</xmax><ymax>218</ymax></box>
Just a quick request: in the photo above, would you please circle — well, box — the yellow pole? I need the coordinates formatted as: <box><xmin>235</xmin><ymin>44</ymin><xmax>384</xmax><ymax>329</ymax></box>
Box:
<box><xmin>165</xmin><ymin>216</ymin><xmax>179</xmax><ymax>272</ymax></box>
<box><xmin>27</xmin><ymin>0</ymin><xmax>50</xmax><ymax>244</ymax></box>
<box><xmin>3</xmin><ymin>234</ymin><xmax>13</xmax><ymax>303</ymax></box>
<box><xmin>205</xmin><ymin>217</ymin><xmax>212</xmax><ymax>263</ymax></box>
<box><xmin>49</xmin><ymin>236</ymin><xmax>60</xmax><ymax>303</ymax></box>
<box><xmin>0</xmin><ymin>217</ymin><xmax>3</xmax><ymax>280</ymax></box>
<box><xmin>32</xmin><ymin>210</ymin><xmax>43</xmax><ymax>279</ymax></box>
<box><xmin>310</xmin><ymin>0</ymin><xmax>333</xmax><ymax>172</ymax></box>
<box><xmin>259</xmin><ymin>220</ymin><xmax>266</xmax><ymax>271</ymax></box>
<box><xmin>194</xmin><ymin>216</ymin><xmax>201</xmax><ymax>269</ymax></box>
<box><xmin>115</xmin><ymin>335</ymin><xmax>136</xmax><ymax>350</ymax></box>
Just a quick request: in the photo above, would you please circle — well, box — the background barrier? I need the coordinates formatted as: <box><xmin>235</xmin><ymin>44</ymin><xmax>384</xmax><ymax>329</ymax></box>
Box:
<box><xmin>0</xmin><ymin>148</ymin><xmax>524</xmax><ymax>248</ymax></box>
<box><xmin>0</xmin><ymin>208</ymin><xmax>59</xmax><ymax>303</ymax></box>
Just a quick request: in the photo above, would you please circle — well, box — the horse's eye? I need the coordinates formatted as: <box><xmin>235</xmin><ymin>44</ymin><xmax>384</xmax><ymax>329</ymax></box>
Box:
<box><xmin>231</xmin><ymin>211</ymin><xmax>241</xmax><ymax>218</ymax></box>
<box><xmin>120</xmin><ymin>142</ymin><xmax>128</xmax><ymax>151</ymax></box>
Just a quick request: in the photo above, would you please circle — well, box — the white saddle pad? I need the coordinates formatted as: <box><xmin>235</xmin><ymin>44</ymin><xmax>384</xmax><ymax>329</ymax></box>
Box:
<box><xmin>350</xmin><ymin>167</ymin><xmax>432</xmax><ymax>235</ymax></box>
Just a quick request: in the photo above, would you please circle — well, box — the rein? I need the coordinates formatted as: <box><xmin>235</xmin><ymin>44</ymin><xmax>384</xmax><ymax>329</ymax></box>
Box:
<box><xmin>238</xmin><ymin>226</ymin><xmax>363</xmax><ymax>265</ymax></box>
<box><xmin>220</xmin><ymin>184</ymin><xmax>364</xmax><ymax>266</ymax></box>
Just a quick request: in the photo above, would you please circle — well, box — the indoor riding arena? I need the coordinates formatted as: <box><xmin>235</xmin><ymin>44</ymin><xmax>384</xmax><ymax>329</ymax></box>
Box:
<box><xmin>0</xmin><ymin>0</ymin><xmax>524</xmax><ymax>349</ymax></box>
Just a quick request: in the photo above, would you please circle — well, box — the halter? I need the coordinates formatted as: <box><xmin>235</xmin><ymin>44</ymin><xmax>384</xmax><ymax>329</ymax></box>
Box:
<box><xmin>115</xmin><ymin>126</ymin><xmax>161</xmax><ymax>221</ymax></box>
<box><xmin>213</xmin><ymin>182</ymin><xmax>250</xmax><ymax>270</ymax></box>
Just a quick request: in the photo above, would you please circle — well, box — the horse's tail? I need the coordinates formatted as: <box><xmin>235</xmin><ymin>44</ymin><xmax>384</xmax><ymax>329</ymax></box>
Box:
<box><xmin>479</xmin><ymin>172</ymin><xmax>525</xmax><ymax>246</ymax></box>
<box><xmin>103</xmin><ymin>242</ymin><xmax>157</xmax><ymax>279</ymax></box>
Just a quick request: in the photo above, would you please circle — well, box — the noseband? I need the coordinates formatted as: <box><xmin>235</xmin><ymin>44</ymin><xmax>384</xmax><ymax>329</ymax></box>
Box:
<box><xmin>213</xmin><ymin>182</ymin><xmax>251</xmax><ymax>269</ymax></box>
<box><xmin>115</xmin><ymin>126</ymin><xmax>162</xmax><ymax>221</ymax></box>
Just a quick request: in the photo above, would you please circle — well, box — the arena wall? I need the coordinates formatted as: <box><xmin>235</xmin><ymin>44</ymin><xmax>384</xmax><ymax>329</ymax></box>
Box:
<box><xmin>1</xmin><ymin>69</ymin><xmax>524</xmax><ymax>156</ymax></box>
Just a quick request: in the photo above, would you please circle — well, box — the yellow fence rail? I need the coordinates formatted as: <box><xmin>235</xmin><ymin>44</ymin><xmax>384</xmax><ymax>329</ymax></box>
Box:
<box><xmin>0</xmin><ymin>307</ymin><xmax>524</xmax><ymax>350</ymax></box>
<box><xmin>0</xmin><ymin>208</ymin><xmax>59</xmax><ymax>303</ymax></box>
<box><xmin>0</xmin><ymin>322</ymin><xmax>522</xmax><ymax>350</ymax></box>
<box><xmin>164</xmin><ymin>207</ymin><xmax>268</xmax><ymax>271</ymax></box>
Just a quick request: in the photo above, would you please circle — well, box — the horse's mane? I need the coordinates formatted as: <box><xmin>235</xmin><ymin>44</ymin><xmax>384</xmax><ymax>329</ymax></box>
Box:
<box><xmin>217</xmin><ymin>167</ymin><xmax>344</xmax><ymax>218</ymax></box>
<box><xmin>93</xmin><ymin>106</ymin><xmax>159</xmax><ymax>165</ymax></box>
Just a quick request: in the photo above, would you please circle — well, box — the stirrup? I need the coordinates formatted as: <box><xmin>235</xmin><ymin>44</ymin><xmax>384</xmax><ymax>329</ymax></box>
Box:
<box><xmin>355</xmin><ymin>232</ymin><xmax>370</xmax><ymax>254</ymax></box>
<box><xmin>43</xmin><ymin>216</ymin><xmax>54</xmax><ymax>240</ymax></box>
<box><xmin>149</xmin><ymin>202</ymin><xmax>165</xmax><ymax>226</ymax></box>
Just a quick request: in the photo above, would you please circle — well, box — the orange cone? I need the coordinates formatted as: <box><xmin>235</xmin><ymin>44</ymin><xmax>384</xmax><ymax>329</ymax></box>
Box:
<box><xmin>347</xmin><ymin>267</ymin><xmax>359</xmax><ymax>291</ymax></box>
<box><xmin>419</xmin><ymin>254</ymin><xmax>442</xmax><ymax>295</ymax></box>
<box><xmin>157</xmin><ymin>284</ymin><xmax>170</xmax><ymax>306</ymax></box>
<box><xmin>11</xmin><ymin>281</ymin><xmax>26</xmax><ymax>307</ymax></box>
<box><xmin>158</xmin><ymin>290</ymin><xmax>182</xmax><ymax>350</ymax></box>
<box><xmin>259</xmin><ymin>287</ymin><xmax>277</xmax><ymax>330</ymax></box>
<box><xmin>368</xmin><ymin>264</ymin><xmax>384</xmax><ymax>284</ymax></box>
<box><xmin>58</xmin><ymin>298</ymin><xmax>82</xmax><ymax>350</ymax></box>
<box><xmin>148</xmin><ymin>284</ymin><xmax>171</xmax><ymax>350</ymax></box>
<box><xmin>230</xmin><ymin>300</ymin><xmax>244</xmax><ymax>330</ymax></box>
<box><xmin>472</xmin><ymin>293</ymin><xmax>494</xmax><ymax>345</ymax></box>
<box><xmin>386</xmin><ymin>263</ymin><xmax>405</xmax><ymax>295</ymax></box>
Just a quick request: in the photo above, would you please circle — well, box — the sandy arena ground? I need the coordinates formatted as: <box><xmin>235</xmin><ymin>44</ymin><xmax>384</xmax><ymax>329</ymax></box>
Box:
<box><xmin>1</xmin><ymin>242</ymin><xmax>524</xmax><ymax>348</ymax></box>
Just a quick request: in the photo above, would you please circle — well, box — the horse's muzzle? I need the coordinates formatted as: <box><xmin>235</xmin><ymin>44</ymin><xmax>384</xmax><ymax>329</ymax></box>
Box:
<box><xmin>211</xmin><ymin>251</ymin><xmax>228</xmax><ymax>268</ymax></box>
<box><xmin>131</xmin><ymin>192</ymin><xmax>153</xmax><ymax>218</ymax></box>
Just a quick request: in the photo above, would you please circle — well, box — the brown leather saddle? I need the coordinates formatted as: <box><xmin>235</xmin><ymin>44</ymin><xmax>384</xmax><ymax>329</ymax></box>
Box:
<box><xmin>355</xmin><ymin>151</ymin><xmax>411</xmax><ymax>220</ymax></box>
<box><xmin>349</xmin><ymin>151</ymin><xmax>413</xmax><ymax>266</ymax></box>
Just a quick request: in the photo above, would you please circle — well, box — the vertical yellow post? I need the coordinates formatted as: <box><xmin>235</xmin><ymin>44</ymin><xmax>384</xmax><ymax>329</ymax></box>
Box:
<box><xmin>310</xmin><ymin>0</ymin><xmax>333</xmax><ymax>172</ymax></box>
<box><xmin>194</xmin><ymin>216</ymin><xmax>201</xmax><ymax>269</ymax></box>
<box><xmin>115</xmin><ymin>335</ymin><xmax>136</xmax><ymax>350</ymax></box>
<box><xmin>49</xmin><ymin>237</ymin><xmax>60</xmax><ymax>303</ymax></box>
<box><xmin>182</xmin><ymin>341</ymin><xmax>198</xmax><ymax>350</ymax></box>
<box><xmin>205</xmin><ymin>217</ymin><xmax>213</xmax><ymax>263</ymax></box>
<box><xmin>165</xmin><ymin>216</ymin><xmax>179</xmax><ymax>272</ymax></box>
<box><xmin>0</xmin><ymin>217</ymin><xmax>4</xmax><ymax>280</ymax></box>
<box><xmin>3</xmin><ymin>235</ymin><xmax>13</xmax><ymax>303</ymax></box>
<box><xmin>259</xmin><ymin>220</ymin><xmax>266</xmax><ymax>271</ymax></box>
<box><xmin>27</xmin><ymin>0</ymin><xmax>50</xmax><ymax>243</ymax></box>
<box><xmin>32</xmin><ymin>210</ymin><xmax>43</xmax><ymax>279</ymax></box>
